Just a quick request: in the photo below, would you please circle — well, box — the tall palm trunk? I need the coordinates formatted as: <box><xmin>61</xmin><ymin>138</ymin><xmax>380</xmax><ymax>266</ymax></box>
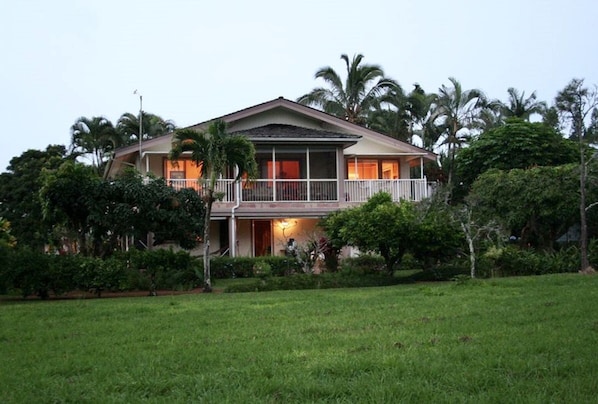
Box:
<box><xmin>202</xmin><ymin>186</ymin><xmax>214</xmax><ymax>292</ymax></box>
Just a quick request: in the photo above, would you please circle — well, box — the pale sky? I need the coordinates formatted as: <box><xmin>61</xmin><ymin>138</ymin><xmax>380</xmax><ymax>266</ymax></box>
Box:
<box><xmin>1</xmin><ymin>0</ymin><xmax>597</xmax><ymax>171</ymax></box>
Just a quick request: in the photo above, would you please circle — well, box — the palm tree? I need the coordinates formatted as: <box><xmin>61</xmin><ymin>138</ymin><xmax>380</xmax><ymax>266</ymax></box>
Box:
<box><xmin>170</xmin><ymin>120</ymin><xmax>257</xmax><ymax>292</ymax></box>
<box><xmin>367</xmin><ymin>85</ymin><xmax>411</xmax><ymax>141</ymax></box>
<box><xmin>297</xmin><ymin>53</ymin><xmax>397</xmax><ymax>125</ymax></box>
<box><xmin>501</xmin><ymin>87</ymin><xmax>546</xmax><ymax>121</ymax></box>
<box><xmin>117</xmin><ymin>112</ymin><xmax>176</xmax><ymax>145</ymax></box>
<box><xmin>430</xmin><ymin>77</ymin><xmax>487</xmax><ymax>198</ymax></box>
<box><xmin>70</xmin><ymin>116</ymin><xmax>120</xmax><ymax>175</ymax></box>
<box><xmin>405</xmin><ymin>84</ymin><xmax>438</xmax><ymax>150</ymax></box>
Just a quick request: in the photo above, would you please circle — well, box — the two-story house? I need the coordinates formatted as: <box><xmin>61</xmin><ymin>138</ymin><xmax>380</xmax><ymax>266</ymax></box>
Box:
<box><xmin>105</xmin><ymin>97</ymin><xmax>437</xmax><ymax>257</ymax></box>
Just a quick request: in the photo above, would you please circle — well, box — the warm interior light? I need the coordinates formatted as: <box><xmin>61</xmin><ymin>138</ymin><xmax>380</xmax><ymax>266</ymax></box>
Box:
<box><xmin>280</xmin><ymin>220</ymin><xmax>289</xmax><ymax>229</ymax></box>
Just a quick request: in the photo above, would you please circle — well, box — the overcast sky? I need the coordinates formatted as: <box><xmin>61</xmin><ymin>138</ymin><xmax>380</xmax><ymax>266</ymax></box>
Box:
<box><xmin>1</xmin><ymin>0</ymin><xmax>597</xmax><ymax>171</ymax></box>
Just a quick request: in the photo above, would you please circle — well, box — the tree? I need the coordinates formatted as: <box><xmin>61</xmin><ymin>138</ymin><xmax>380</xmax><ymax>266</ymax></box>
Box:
<box><xmin>322</xmin><ymin>192</ymin><xmax>417</xmax><ymax>273</ymax></box>
<box><xmin>40</xmin><ymin>161</ymin><xmax>100</xmax><ymax>255</ymax></box>
<box><xmin>89</xmin><ymin>170</ymin><xmax>205</xmax><ymax>255</ymax></box>
<box><xmin>454</xmin><ymin>118</ymin><xmax>579</xmax><ymax>198</ymax></box>
<box><xmin>455</xmin><ymin>204</ymin><xmax>505</xmax><ymax>278</ymax></box>
<box><xmin>555</xmin><ymin>78</ymin><xmax>598</xmax><ymax>273</ymax></box>
<box><xmin>297</xmin><ymin>53</ymin><xmax>398</xmax><ymax>126</ymax></box>
<box><xmin>170</xmin><ymin>120</ymin><xmax>257</xmax><ymax>292</ymax></box>
<box><xmin>405</xmin><ymin>84</ymin><xmax>439</xmax><ymax>150</ymax></box>
<box><xmin>409</xmin><ymin>193</ymin><xmax>465</xmax><ymax>270</ymax></box>
<box><xmin>117</xmin><ymin>112</ymin><xmax>176</xmax><ymax>145</ymax></box>
<box><xmin>368</xmin><ymin>83</ymin><xmax>439</xmax><ymax>146</ymax></box>
<box><xmin>367</xmin><ymin>85</ymin><xmax>410</xmax><ymax>141</ymax></box>
<box><xmin>468</xmin><ymin>165</ymin><xmax>581</xmax><ymax>249</ymax></box>
<box><xmin>41</xmin><ymin>165</ymin><xmax>205</xmax><ymax>257</ymax></box>
<box><xmin>0</xmin><ymin>146</ymin><xmax>73</xmax><ymax>250</ymax></box>
<box><xmin>500</xmin><ymin>87</ymin><xmax>546</xmax><ymax>121</ymax></box>
<box><xmin>70</xmin><ymin>116</ymin><xmax>120</xmax><ymax>175</ymax></box>
<box><xmin>430</xmin><ymin>77</ymin><xmax>487</xmax><ymax>198</ymax></box>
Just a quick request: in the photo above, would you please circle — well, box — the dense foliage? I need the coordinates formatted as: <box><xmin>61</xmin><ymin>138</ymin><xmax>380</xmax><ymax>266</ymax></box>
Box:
<box><xmin>0</xmin><ymin>146</ymin><xmax>74</xmax><ymax>251</ymax></box>
<box><xmin>468</xmin><ymin>165</ymin><xmax>584</xmax><ymax>249</ymax></box>
<box><xmin>322</xmin><ymin>192</ymin><xmax>464</xmax><ymax>273</ymax></box>
<box><xmin>0</xmin><ymin>247</ymin><xmax>199</xmax><ymax>299</ymax></box>
<box><xmin>454</xmin><ymin>119</ymin><xmax>579</xmax><ymax>197</ymax></box>
<box><xmin>40</xmin><ymin>165</ymin><xmax>205</xmax><ymax>256</ymax></box>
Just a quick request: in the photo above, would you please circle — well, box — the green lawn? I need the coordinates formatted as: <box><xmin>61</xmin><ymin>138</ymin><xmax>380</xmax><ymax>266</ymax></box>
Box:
<box><xmin>1</xmin><ymin>274</ymin><xmax>598</xmax><ymax>403</ymax></box>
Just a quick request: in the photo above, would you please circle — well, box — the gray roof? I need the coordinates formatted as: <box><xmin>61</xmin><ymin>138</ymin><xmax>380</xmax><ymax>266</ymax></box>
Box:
<box><xmin>231</xmin><ymin>124</ymin><xmax>361</xmax><ymax>141</ymax></box>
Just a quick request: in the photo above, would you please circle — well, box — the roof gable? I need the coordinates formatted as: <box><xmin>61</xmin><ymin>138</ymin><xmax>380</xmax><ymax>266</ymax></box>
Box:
<box><xmin>111</xmin><ymin>97</ymin><xmax>437</xmax><ymax>162</ymax></box>
<box><xmin>190</xmin><ymin>97</ymin><xmax>436</xmax><ymax>159</ymax></box>
<box><xmin>231</xmin><ymin>123</ymin><xmax>360</xmax><ymax>146</ymax></box>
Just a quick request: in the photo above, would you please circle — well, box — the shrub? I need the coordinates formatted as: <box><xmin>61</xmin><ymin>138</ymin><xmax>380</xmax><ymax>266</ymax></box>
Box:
<box><xmin>253</xmin><ymin>260</ymin><xmax>272</xmax><ymax>279</ymax></box>
<box><xmin>125</xmin><ymin>249</ymin><xmax>199</xmax><ymax>293</ymax></box>
<box><xmin>210</xmin><ymin>256</ymin><xmax>254</xmax><ymax>279</ymax></box>
<box><xmin>210</xmin><ymin>256</ymin><xmax>302</xmax><ymax>279</ymax></box>
<box><xmin>260</xmin><ymin>256</ymin><xmax>302</xmax><ymax>276</ymax></box>
<box><xmin>224</xmin><ymin>272</ymin><xmax>400</xmax><ymax>293</ymax></box>
<box><xmin>8</xmin><ymin>248</ymin><xmax>54</xmax><ymax>299</ymax></box>
<box><xmin>75</xmin><ymin>256</ymin><xmax>128</xmax><ymax>297</ymax></box>
<box><xmin>340</xmin><ymin>255</ymin><xmax>386</xmax><ymax>275</ymax></box>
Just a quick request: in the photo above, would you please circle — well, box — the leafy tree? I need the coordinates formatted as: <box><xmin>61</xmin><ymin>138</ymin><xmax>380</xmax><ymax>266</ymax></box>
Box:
<box><xmin>409</xmin><ymin>195</ymin><xmax>465</xmax><ymax>270</ymax></box>
<box><xmin>454</xmin><ymin>118</ymin><xmax>579</xmax><ymax>198</ymax></box>
<box><xmin>297</xmin><ymin>53</ymin><xmax>398</xmax><ymax>126</ymax></box>
<box><xmin>117</xmin><ymin>112</ymin><xmax>176</xmax><ymax>145</ymax></box>
<box><xmin>40</xmin><ymin>161</ymin><xmax>100</xmax><ymax>255</ymax></box>
<box><xmin>555</xmin><ymin>78</ymin><xmax>598</xmax><ymax>272</ymax></box>
<box><xmin>41</xmin><ymin>165</ymin><xmax>205</xmax><ymax>257</ymax></box>
<box><xmin>430</xmin><ymin>77</ymin><xmax>487</xmax><ymax>198</ymax></box>
<box><xmin>70</xmin><ymin>116</ymin><xmax>121</xmax><ymax>175</ymax></box>
<box><xmin>322</xmin><ymin>193</ymin><xmax>417</xmax><ymax>273</ymax></box>
<box><xmin>170</xmin><ymin>120</ymin><xmax>257</xmax><ymax>292</ymax></box>
<box><xmin>468</xmin><ymin>165</ymin><xmax>581</xmax><ymax>249</ymax></box>
<box><xmin>0</xmin><ymin>146</ymin><xmax>73</xmax><ymax>250</ymax></box>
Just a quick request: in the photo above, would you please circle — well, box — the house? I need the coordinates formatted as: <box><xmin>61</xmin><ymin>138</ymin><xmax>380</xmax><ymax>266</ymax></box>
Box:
<box><xmin>105</xmin><ymin>97</ymin><xmax>437</xmax><ymax>257</ymax></box>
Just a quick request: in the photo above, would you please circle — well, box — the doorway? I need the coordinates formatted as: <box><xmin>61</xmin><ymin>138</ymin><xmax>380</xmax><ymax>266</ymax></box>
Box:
<box><xmin>253</xmin><ymin>220</ymin><xmax>272</xmax><ymax>256</ymax></box>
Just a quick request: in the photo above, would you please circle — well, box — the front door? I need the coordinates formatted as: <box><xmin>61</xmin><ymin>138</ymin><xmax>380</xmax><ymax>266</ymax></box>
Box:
<box><xmin>253</xmin><ymin>220</ymin><xmax>272</xmax><ymax>256</ymax></box>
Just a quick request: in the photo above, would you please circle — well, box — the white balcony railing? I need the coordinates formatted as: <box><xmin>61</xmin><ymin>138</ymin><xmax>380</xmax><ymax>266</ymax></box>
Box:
<box><xmin>168</xmin><ymin>178</ymin><xmax>429</xmax><ymax>203</ymax></box>
<box><xmin>168</xmin><ymin>179</ymin><xmax>236</xmax><ymax>202</ymax></box>
<box><xmin>344</xmin><ymin>179</ymin><xmax>428</xmax><ymax>202</ymax></box>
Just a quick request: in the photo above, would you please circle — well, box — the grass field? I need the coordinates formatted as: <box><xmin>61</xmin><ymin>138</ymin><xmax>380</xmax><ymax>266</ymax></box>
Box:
<box><xmin>1</xmin><ymin>274</ymin><xmax>598</xmax><ymax>403</ymax></box>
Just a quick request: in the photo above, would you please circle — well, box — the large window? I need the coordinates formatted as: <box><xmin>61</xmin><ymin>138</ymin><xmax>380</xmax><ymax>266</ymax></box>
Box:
<box><xmin>347</xmin><ymin>158</ymin><xmax>400</xmax><ymax>179</ymax></box>
<box><xmin>164</xmin><ymin>159</ymin><xmax>202</xmax><ymax>180</ymax></box>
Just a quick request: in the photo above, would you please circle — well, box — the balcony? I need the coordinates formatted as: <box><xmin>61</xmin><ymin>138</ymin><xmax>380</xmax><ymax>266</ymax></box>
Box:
<box><xmin>168</xmin><ymin>178</ymin><xmax>429</xmax><ymax>203</ymax></box>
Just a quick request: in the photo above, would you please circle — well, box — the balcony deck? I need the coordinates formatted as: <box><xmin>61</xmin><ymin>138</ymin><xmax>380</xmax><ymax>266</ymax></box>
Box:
<box><xmin>168</xmin><ymin>178</ymin><xmax>429</xmax><ymax>203</ymax></box>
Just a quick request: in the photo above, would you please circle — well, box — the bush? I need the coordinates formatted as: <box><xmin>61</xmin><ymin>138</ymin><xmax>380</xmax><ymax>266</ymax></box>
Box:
<box><xmin>210</xmin><ymin>256</ymin><xmax>255</xmax><ymax>279</ymax></box>
<box><xmin>125</xmin><ymin>249</ymin><xmax>199</xmax><ymax>293</ymax></box>
<box><xmin>8</xmin><ymin>248</ymin><xmax>54</xmax><ymax>299</ymax></box>
<box><xmin>405</xmin><ymin>260</ymin><xmax>470</xmax><ymax>282</ymax></box>
<box><xmin>260</xmin><ymin>256</ymin><xmax>302</xmax><ymax>276</ymax></box>
<box><xmin>481</xmin><ymin>245</ymin><xmax>580</xmax><ymax>277</ymax></box>
<box><xmin>224</xmin><ymin>272</ymin><xmax>400</xmax><ymax>293</ymax></box>
<box><xmin>340</xmin><ymin>255</ymin><xmax>386</xmax><ymax>275</ymax></box>
<box><xmin>210</xmin><ymin>256</ymin><xmax>302</xmax><ymax>279</ymax></box>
